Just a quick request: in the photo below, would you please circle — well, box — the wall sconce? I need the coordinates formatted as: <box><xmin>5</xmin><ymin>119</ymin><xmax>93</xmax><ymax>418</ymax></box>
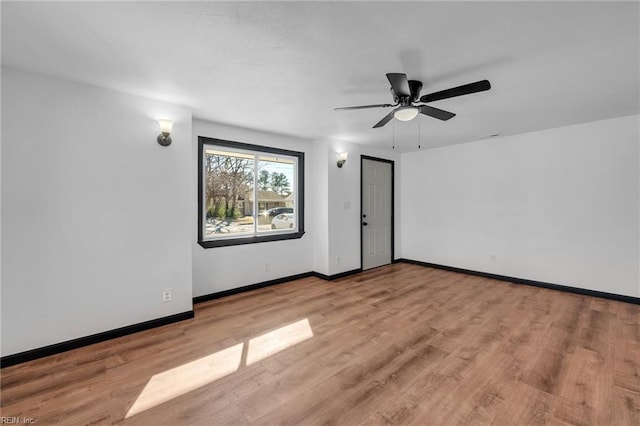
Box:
<box><xmin>157</xmin><ymin>119</ymin><xmax>173</xmax><ymax>146</ymax></box>
<box><xmin>337</xmin><ymin>152</ymin><xmax>348</xmax><ymax>168</ymax></box>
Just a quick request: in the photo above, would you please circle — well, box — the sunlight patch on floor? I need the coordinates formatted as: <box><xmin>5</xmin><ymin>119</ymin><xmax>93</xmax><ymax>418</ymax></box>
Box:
<box><xmin>246</xmin><ymin>318</ymin><xmax>314</xmax><ymax>365</ymax></box>
<box><xmin>125</xmin><ymin>342</ymin><xmax>244</xmax><ymax>418</ymax></box>
<box><xmin>125</xmin><ymin>318</ymin><xmax>314</xmax><ymax>419</ymax></box>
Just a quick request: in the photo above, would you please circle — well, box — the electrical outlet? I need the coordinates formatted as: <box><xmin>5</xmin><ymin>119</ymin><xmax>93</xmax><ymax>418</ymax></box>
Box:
<box><xmin>490</xmin><ymin>254</ymin><xmax>497</xmax><ymax>263</ymax></box>
<box><xmin>264</xmin><ymin>262</ymin><xmax>271</xmax><ymax>272</ymax></box>
<box><xmin>162</xmin><ymin>290</ymin><xmax>172</xmax><ymax>302</ymax></box>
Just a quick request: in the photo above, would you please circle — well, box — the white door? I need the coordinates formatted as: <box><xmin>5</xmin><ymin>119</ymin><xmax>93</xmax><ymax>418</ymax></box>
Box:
<box><xmin>362</xmin><ymin>157</ymin><xmax>393</xmax><ymax>270</ymax></box>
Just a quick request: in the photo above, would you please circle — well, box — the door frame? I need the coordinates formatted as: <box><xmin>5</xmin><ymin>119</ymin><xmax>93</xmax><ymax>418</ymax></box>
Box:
<box><xmin>360</xmin><ymin>155</ymin><xmax>395</xmax><ymax>270</ymax></box>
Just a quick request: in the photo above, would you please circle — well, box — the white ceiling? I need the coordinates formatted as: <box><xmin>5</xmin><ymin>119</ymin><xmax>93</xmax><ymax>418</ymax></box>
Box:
<box><xmin>2</xmin><ymin>1</ymin><xmax>638</xmax><ymax>152</ymax></box>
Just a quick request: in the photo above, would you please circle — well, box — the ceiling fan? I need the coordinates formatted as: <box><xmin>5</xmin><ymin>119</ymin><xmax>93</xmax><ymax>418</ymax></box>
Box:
<box><xmin>335</xmin><ymin>73</ymin><xmax>491</xmax><ymax>128</ymax></box>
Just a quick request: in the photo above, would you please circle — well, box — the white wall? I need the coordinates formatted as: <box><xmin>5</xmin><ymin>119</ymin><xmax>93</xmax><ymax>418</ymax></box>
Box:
<box><xmin>1</xmin><ymin>68</ymin><xmax>193</xmax><ymax>356</ymax></box>
<box><xmin>191</xmin><ymin>127</ymin><xmax>402</xmax><ymax>288</ymax></box>
<box><xmin>0</xmin><ymin>65</ymin><xmax>4</xmax><ymax>358</ymax></box>
<box><xmin>401</xmin><ymin>114</ymin><xmax>640</xmax><ymax>297</ymax></box>
<box><xmin>320</xmin><ymin>140</ymin><xmax>401</xmax><ymax>276</ymax></box>
<box><xmin>192</xmin><ymin>120</ymin><xmax>314</xmax><ymax>297</ymax></box>
<box><xmin>311</xmin><ymin>141</ymin><xmax>330</xmax><ymax>274</ymax></box>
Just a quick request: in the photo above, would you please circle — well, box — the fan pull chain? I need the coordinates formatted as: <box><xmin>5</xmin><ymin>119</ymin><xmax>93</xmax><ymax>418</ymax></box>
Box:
<box><xmin>392</xmin><ymin>121</ymin><xmax>396</xmax><ymax>150</ymax></box>
<box><xmin>418</xmin><ymin>122</ymin><xmax>421</xmax><ymax>150</ymax></box>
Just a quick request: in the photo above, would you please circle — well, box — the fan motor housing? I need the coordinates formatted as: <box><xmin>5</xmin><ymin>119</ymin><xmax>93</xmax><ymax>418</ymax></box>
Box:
<box><xmin>408</xmin><ymin>80</ymin><xmax>423</xmax><ymax>102</ymax></box>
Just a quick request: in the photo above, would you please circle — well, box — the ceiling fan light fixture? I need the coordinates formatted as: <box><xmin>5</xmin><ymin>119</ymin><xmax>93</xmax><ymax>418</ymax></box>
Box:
<box><xmin>334</xmin><ymin>73</ymin><xmax>490</xmax><ymax>128</ymax></box>
<box><xmin>393</xmin><ymin>106</ymin><xmax>419</xmax><ymax>122</ymax></box>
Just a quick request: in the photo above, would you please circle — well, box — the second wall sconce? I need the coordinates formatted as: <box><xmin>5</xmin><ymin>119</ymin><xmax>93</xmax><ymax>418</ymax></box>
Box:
<box><xmin>337</xmin><ymin>152</ymin><xmax>348</xmax><ymax>168</ymax></box>
<box><xmin>157</xmin><ymin>119</ymin><xmax>173</xmax><ymax>146</ymax></box>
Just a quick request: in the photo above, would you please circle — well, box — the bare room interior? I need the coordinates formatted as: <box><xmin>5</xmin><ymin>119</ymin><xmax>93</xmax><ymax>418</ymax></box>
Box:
<box><xmin>1</xmin><ymin>1</ymin><xmax>639</xmax><ymax>425</ymax></box>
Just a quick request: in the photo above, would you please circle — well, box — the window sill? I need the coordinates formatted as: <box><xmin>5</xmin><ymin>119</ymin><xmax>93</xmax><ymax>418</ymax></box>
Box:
<box><xmin>198</xmin><ymin>231</ymin><xmax>305</xmax><ymax>248</ymax></box>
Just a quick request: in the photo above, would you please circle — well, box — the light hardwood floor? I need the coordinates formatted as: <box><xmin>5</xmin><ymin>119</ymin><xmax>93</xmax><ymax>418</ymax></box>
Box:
<box><xmin>1</xmin><ymin>263</ymin><xmax>639</xmax><ymax>425</ymax></box>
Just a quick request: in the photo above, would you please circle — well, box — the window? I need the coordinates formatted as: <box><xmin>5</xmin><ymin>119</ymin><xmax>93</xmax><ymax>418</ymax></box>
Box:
<box><xmin>198</xmin><ymin>137</ymin><xmax>304</xmax><ymax>248</ymax></box>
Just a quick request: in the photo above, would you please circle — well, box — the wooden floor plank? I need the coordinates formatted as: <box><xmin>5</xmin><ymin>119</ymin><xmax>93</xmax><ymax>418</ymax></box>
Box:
<box><xmin>1</xmin><ymin>263</ymin><xmax>639</xmax><ymax>425</ymax></box>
